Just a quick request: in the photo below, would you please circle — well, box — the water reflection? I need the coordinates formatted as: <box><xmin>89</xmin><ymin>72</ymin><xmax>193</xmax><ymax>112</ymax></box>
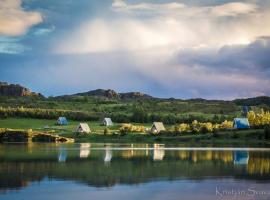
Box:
<box><xmin>104</xmin><ymin>146</ymin><xmax>112</xmax><ymax>163</ymax></box>
<box><xmin>234</xmin><ymin>151</ymin><xmax>249</xmax><ymax>165</ymax></box>
<box><xmin>153</xmin><ymin>144</ymin><xmax>165</xmax><ymax>161</ymax></box>
<box><xmin>79</xmin><ymin>143</ymin><xmax>91</xmax><ymax>158</ymax></box>
<box><xmin>0</xmin><ymin>143</ymin><xmax>269</xmax><ymax>193</ymax></box>
<box><xmin>58</xmin><ymin>147</ymin><xmax>67</xmax><ymax>162</ymax></box>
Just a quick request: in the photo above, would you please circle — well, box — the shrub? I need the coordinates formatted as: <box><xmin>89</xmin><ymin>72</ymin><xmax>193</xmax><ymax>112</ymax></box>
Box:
<box><xmin>104</xmin><ymin>128</ymin><xmax>111</xmax><ymax>136</ymax></box>
<box><xmin>119</xmin><ymin>123</ymin><xmax>145</xmax><ymax>134</ymax></box>
<box><xmin>248</xmin><ymin>110</ymin><xmax>270</xmax><ymax>128</ymax></box>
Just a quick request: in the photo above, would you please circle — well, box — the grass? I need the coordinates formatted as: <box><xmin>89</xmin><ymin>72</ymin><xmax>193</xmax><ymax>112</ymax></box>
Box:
<box><xmin>0</xmin><ymin>117</ymin><xmax>269</xmax><ymax>146</ymax></box>
<box><xmin>0</xmin><ymin>117</ymin><xmax>121</xmax><ymax>134</ymax></box>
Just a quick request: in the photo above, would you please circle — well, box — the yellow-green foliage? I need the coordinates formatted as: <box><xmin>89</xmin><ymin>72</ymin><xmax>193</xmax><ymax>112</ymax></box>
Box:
<box><xmin>119</xmin><ymin>123</ymin><xmax>145</xmax><ymax>133</ymax></box>
<box><xmin>248</xmin><ymin>109</ymin><xmax>270</xmax><ymax>127</ymax></box>
<box><xmin>174</xmin><ymin>120</ymin><xmax>233</xmax><ymax>133</ymax></box>
<box><xmin>175</xmin><ymin>123</ymin><xmax>191</xmax><ymax>132</ymax></box>
<box><xmin>104</xmin><ymin>127</ymin><xmax>111</xmax><ymax>135</ymax></box>
<box><xmin>219</xmin><ymin>120</ymin><xmax>233</xmax><ymax>130</ymax></box>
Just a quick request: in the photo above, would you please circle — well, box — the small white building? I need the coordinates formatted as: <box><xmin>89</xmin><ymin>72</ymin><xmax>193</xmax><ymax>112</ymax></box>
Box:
<box><xmin>102</xmin><ymin>118</ymin><xmax>113</xmax><ymax>126</ymax></box>
<box><xmin>151</xmin><ymin>122</ymin><xmax>166</xmax><ymax>134</ymax></box>
<box><xmin>75</xmin><ymin>123</ymin><xmax>91</xmax><ymax>134</ymax></box>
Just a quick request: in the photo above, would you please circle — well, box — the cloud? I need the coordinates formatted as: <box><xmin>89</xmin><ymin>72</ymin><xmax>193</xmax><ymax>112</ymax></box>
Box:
<box><xmin>1</xmin><ymin>0</ymin><xmax>269</xmax><ymax>99</ymax></box>
<box><xmin>49</xmin><ymin>0</ymin><xmax>270</xmax><ymax>99</ymax></box>
<box><xmin>211</xmin><ymin>2</ymin><xmax>258</xmax><ymax>17</ymax></box>
<box><xmin>0</xmin><ymin>0</ymin><xmax>42</xmax><ymax>36</ymax></box>
<box><xmin>112</xmin><ymin>0</ymin><xmax>186</xmax><ymax>13</ymax></box>
<box><xmin>55</xmin><ymin>1</ymin><xmax>270</xmax><ymax>54</ymax></box>
<box><xmin>112</xmin><ymin>0</ymin><xmax>257</xmax><ymax>17</ymax></box>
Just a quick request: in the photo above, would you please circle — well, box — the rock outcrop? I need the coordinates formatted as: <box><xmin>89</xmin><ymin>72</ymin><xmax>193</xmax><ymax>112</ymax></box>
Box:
<box><xmin>0</xmin><ymin>82</ymin><xmax>42</xmax><ymax>97</ymax></box>
<box><xmin>69</xmin><ymin>89</ymin><xmax>153</xmax><ymax>99</ymax></box>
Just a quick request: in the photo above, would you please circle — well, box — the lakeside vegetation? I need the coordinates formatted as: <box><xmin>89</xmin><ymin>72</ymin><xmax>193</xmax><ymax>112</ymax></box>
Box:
<box><xmin>1</xmin><ymin>95</ymin><xmax>269</xmax><ymax>124</ymax></box>
<box><xmin>0</xmin><ymin>117</ymin><xmax>269</xmax><ymax>145</ymax></box>
<box><xmin>0</xmin><ymin>95</ymin><xmax>270</xmax><ymax>145</ymax></box>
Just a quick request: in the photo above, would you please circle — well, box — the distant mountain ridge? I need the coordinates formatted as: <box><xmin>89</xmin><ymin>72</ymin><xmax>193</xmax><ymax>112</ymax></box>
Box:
<box><xmin>233</xmin><ymin>96</ymin><xmax>270</xmax><ymax>106</ymax></box>
<box><xmin>0</xmin><ymin>82</ymin><xmax>42</xmax><ymax>97</ymax></box>
<box><xmin>1</xmin><ymin>82</ymin><xmax>270</xmax><ymax>106</ymax></box>
<box><xmin>63</xmin><ymin>89</ymin><xmax>154</xmax><ymax>100</ymax></box>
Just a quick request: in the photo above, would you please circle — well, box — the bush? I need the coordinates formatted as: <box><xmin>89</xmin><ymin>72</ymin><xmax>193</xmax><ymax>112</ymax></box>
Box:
<box><xmin>119</xmin><ymin>123</ymin><xmax>145</xmax><ymax>134</ymax></box>
<box><xmin>104</xmin><ymin>128</ymin><xmax>111</xmax><ymax>136</ymax></box>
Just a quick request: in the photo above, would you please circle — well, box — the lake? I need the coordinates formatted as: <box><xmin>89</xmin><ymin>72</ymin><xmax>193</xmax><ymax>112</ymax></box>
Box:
<box><xmin>0</xmin><ymin>143</ymin><xmax>270</xmax><ymax>200</ymax></box>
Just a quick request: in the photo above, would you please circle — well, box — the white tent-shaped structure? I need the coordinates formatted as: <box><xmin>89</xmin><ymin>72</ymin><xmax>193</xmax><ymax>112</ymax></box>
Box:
<box><xmin>75</xmin><ymin>123</ymin><xmax>91</xmax><ymax>134</ymax></box>
<box><xmin>151</xmin><ymin>122</ymin><xmax>166</xmax><ymax>133</ymax></box>
<box><xmin>102</xmin><ymin>118</ymin><xmax>113</xmax><ymax>126</ymax></box>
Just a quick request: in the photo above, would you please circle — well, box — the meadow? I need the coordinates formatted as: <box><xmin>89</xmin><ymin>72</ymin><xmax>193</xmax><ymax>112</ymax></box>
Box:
<box><xmin>0</xmin><ymin>117</ymin><xmax>269</xmax><ymax>146</ymax></box>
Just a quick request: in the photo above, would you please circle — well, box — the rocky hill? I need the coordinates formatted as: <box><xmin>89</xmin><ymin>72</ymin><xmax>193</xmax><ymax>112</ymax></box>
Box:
<box><xmin>63</xmin><ymin>89</ymin><xmax>153</xmax><ymax>100</ymax></box>
<box><xmin>0</xmin><ymin>82</ymin><xmax>42</xmax><ymax>97</ymax></box>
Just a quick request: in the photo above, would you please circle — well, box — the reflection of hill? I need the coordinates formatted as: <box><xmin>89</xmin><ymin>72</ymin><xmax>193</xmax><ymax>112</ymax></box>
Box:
<box><xmin>0</xmin><ymin>149</ymin><xmax>270</xmax><ymax>191</ymax></box>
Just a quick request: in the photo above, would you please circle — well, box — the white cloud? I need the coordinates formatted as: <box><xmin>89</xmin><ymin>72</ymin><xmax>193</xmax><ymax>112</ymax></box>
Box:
<box><xmin>55</xmin><ymin>1</ymin><xmax>270</xmax><ymax>54</ymax></box>
<box><xmin>51</xmin><ymin>0</ymin><xmax>270</xmax><ymax>98</ymax></box>
<box><xmin>112</xmin><ymin>0</ymin><xmax>186</xmax><ymax>13</ymax></box>
<box><xmin>211</xmin><ymin>2</ymin><xmax>258</xmax><ymax>17</ymax></box>
<box><xmin>112</xmin><ymin>0</ymin><xmax>257</xmax><ymax>17</ymax></box>
<box><xmin>0</xmin><ymin>0</ymin><xmax>42</xmax><ymax>36</ymax></box>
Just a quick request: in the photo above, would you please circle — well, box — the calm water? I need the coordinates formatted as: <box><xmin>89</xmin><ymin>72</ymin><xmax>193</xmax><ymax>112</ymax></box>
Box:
<box><xmin>0</xmin><ymin>143</ymin><xmax>270</xmax><ymax>200</ymax></box>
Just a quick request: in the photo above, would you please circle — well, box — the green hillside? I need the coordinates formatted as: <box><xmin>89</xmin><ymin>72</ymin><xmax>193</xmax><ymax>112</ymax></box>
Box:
<box><xmin>0</xmin><ymin>93</ymin><xmax>269</xmax><ymax>124</ymax></box>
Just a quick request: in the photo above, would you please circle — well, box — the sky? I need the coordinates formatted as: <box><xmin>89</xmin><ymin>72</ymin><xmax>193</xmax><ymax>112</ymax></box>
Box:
<box><xmin>0</xmin><ymin>0</ymin><xmax>270</xmax><ymax>99</ymax></box>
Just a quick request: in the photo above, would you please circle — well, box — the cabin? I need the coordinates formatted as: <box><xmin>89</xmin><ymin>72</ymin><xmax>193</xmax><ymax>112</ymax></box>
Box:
<box><xmin>151</xmin><ymin>122</ymin><xmax>166</xmax><ymax>134</ymax></box>
<box><xmin>102</xmin><ymin>118</ymin><xmax>113</xmax><ymax>126</ymax></box>
<box><xmin>75</xmin><ymin>123</ymin><xmax>91</xmax><ymax>134</ymax></box>
<box><xmin>57</xmin><ymin>117</ymin><xmax>68</xmax><ymax>125</ymax></box>
<box><xmin>233</xmin><ymin>118</ymin><xmax>250</xmax><ymax>129</ymax></box>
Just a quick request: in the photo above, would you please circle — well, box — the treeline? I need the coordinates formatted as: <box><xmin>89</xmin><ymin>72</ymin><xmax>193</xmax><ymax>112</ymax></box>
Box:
<box><xmin>110</xmin><ymin>107</ymin><xmax>233</xmax><ymax>124</ymax></box>
<box><xmin>0</xmin><ymin>107</ymin><xmax>101</xmax><ymax>121</ymax></box>
<box><xmin>0</xmin><ymin>106</ymin><xmax>233</xmax><ymax>124</ymax></box>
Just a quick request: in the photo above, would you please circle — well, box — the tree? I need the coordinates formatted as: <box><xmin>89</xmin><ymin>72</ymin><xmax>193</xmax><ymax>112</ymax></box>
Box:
<box><xmin>131</xmin><ymin>106</ymin><xmax>148</xmax><ymax>123</ymax></box>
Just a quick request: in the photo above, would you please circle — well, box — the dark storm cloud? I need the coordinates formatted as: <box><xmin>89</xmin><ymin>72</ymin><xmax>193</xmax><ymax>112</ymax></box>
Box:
<box><xmin>174</xmin><ymin>37</ymin><xmax>270</xmax><ymax>77</ymax></box>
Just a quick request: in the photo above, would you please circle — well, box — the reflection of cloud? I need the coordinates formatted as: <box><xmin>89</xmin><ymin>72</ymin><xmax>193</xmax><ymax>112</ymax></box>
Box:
<box><xmin>0</xmin><ymin>0</ymin><xmax>42</xmax><ymax>36</ymax></box>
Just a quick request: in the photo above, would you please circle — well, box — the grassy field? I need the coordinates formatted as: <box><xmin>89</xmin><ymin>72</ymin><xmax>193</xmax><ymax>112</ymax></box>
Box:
<box><xmin>0</xmin><ymin>96</ymin><xmax>243</xmax><ymax>118</ymax></box>
<box><xmin>0</xmin><ymin>117</ymin><xmax>122</xmax><ymax>134</ymax></box>
<box><xmin>0</xmin><ymin>117</ymin><xmax>269</xmax><ymax>146</ymax></box>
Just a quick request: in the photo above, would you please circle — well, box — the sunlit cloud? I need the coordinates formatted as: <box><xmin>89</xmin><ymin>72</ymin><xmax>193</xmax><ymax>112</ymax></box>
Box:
<box><xmin>0</xmin><ymin>0</ymin><xmax>42</xmax><ymax>36</ymax></box>
<box><xmin>55</xmin><ymin>1</ymin><xmax>270</xmax><ymax>54</ymax></box>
